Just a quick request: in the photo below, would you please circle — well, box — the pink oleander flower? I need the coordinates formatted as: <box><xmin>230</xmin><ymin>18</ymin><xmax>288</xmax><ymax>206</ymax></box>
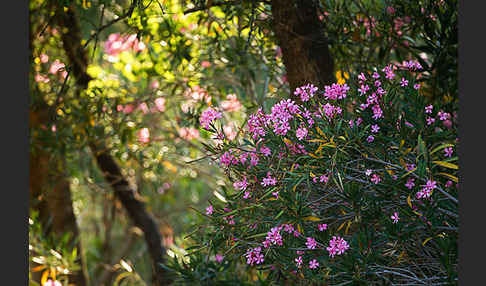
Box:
<box><xmin>206</xmin><ymin>205</ymin><xmax>213</xmax><ymax>215</ymax></box>
<box><xmin>265</xmin><ymin>226</ymin><xmax>283</xmax><ymax>246</ymax></box>
<box><xmin>391</xmin><ymin>212</ymin><xmax>399</xmax><ymax>224</ymax></box>
<box><xmin>416</xmin><ymin>180</ymin><xmax>437</xmax><ymax>199</ymax></box>
<box><xmin>150</xmin><ymin>80</ymin><xmax>160</xmax><ymax>89</ymax></box>
<box><xmin>305</xmin><ymin>237</ymin><xmax>317</xmax><ymax>249</ymax></box>
<box><xmin>250</xmin><ymin>153</ymin><xmax>259</xmax><ymax>167</ymax></box>
<box><xmin>371</xmin><ymin>124</ymin><xmax>380</xmax><ymax>133</ymax></box>
<box><xmin>295</xmin><ymin>256</ymin><xmax>303</xmax><ymax>268</ymax></box>
<box><xmin>400</xmin><ymin>77</ymin><xmax>409</xmax><ymax>86</ymax></box>
<box><xmin>425</xmin><ymin>105</ymin><xmax>433</xmax><ymax>114</ymax></box>
<box><xmin>365</xmin><ymin>169</ymin><xmax>373</xmax><ymax>176</ymax></box>
<box><xmin>445</xmin><ymin>180</ymin><xmax>453</xmax><ymax>188</ymax></box>
<box><xmin>405</xmin><ymin>178</ymin><xmax>415</xmax><ymax>189</ymax></box>
<box><xmin>438</xmin><ymin>111</ymin><xmax>451</xmax><ymax>121</ymax></box>
<box><xmin>358</xmin><ymin>84</ymin><xmax>369</xmax><ymax>95</ymax></box>
<box><xmin>220</xmin><ymin>94</ymin><xmax>242</xmax><ymax>112</ymax></box>
<box><xmin>323</xmin><ymin>83</ymin><xmax>350</xmax><ymax>100</ymax></box>
<box><xmin>296</xmin><ymin>127</ymin><xmax>308</xmax><ymax>140</ymax></box>
<box><xmin>374</xmin><ymin>80</ymin><xmax>381</xmax><ymax>87</ymax></box>
<box><xmin>309</xmin><ymin>259</ymin><xmax>319</xmax><ymax>269</ymax></box>
<box><xmin>358</xmin><ymin>72</ymin><xmax>366</xmax><ymax>82</ymax></box>
<box><xmin>260</xmin><ymin>146</ymin><xmax>271</xmax><ymax>156</ymax></box>
<box><xmin>200</xmin><ymin>107</ymin><xmax>222</xmax><ymax>130</ymax></box>
<box><xmin>220</xmin><ymin>151</ymin><xmax>235</xmax><ymax>167</ymax></box>
<box><xmin>243</xmin><ymin>191</ymin><xmax>250</xmax><ymax>199</ymax></box>
<box><xmin>283</xmin><ymin>224</ymin><xmax>295</xmax><ymax>233</ymax></box>
<box><xmin>318</xmin><ymin>224</ymin><xmax>327</xmax><ymax>231</ymax></box>
<box><xmin>261</xmin><ymin>172</ymin><xmax>277</xmax><ymax>187</ymax></box>
<box><xmin>371</xmin><ymin>174</ymin><xmax>381</xmax><ymax>184</ymax></box>
<box><xmin>386</xmin><ymin>6</ymin><xmax>395</xmax><ymax>14</ymax></box>
<box><xmin>319</xmin><ymin>174</ymin><xmax>329</xmax><ymax>183</ymax></box>
<box><xmin>154</xmin><ymin>97</ymin><xmax>166</xmax><ymax>112</ymax></box>
<box><xmin>138</xmin><ymin>102</ymin><xmax>149</xmax><ymax>114</ymax></box>
<box><xmin>367</xmin><ymin>135</ymin><xmax>375</xmax><ymax>142</ymax></box>
<box><xmin>373</xmin><ymin>72</ymin><xmax>380</xmax><ymax>79</ymax></box>
<box><xmin>215</xmin><ymin>254</ymin><xmax>224</xmax><ymax>263</ymax></box>
<box><xmin>137</xmin><ymin>128</ymin><xmax>150</xmax><ymax>143</ymax></box>
<box><xmin>233</xmin><ymin>177</ymin><xmax>248</xmax><ymax>191</ymax></box>
<box><xmin>444</xmin><ymin>147</ymin><xmax>453</xmax><ymax>158</ymax></box>
<box><xmin>272</xmin><ymin>191</ymin><xmax>279</xmax><ymax>199</ymax></box>
<box><xmin>294</xmin><ymin>83</ymin><xmax>318</xmax><ymax>102</ymax></box>
<box><xmin>326</xmin><ymin>236</ymin><xmax>350</xmax><ymax>258</ymax></box>
<box><xmin>356</xmin><ymin>117</ymin><xmax>363</xmax><ymax>126</ymax></box>
<box><xmin>245</xmin><ymin>247</ymin><xmax>264</xmax><ymax>265</ymax></box>
<box><xmin>414</xmin><ymin>83</ymin><xmax>421</xmax><ymax>90</ymax></box>
<box><xmin>372</xmin><ymin>105</ymin><xmax>383</xmax><ymax>120</ymax></box>
<box><xmin>426</xmin><ymin>117</ymin><xmax>436</xmax><ymax>125</ymax></box>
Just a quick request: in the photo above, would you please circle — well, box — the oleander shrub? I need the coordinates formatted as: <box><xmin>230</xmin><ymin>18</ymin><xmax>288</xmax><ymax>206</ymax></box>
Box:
<box><xmin>166</xmin><ymin>60</ymin><xmax>458</xmax><ymax>285</ymax></box>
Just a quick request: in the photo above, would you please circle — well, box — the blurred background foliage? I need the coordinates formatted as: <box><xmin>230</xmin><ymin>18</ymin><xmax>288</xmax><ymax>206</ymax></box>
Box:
<box><xmin>29</xmin><ymin>0</ymin><xmax>456</xmax><ymax>285</ymax></box>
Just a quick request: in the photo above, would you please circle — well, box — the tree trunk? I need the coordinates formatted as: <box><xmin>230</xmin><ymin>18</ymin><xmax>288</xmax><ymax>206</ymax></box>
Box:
<box><xmin>271</xmin><ymin>0</ymin><xmax>334</xmax><ymax>94</ymax></box>
<box><xmin>54</xmin><ymin>4</ymin><xmax>170</xmax><ymax>285</ymax></box>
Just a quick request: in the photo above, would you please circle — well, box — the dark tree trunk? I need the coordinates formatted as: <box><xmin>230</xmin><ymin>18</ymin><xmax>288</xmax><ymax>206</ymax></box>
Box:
<box><xmin>271</xmin><ymin>0</ymin><xmax>334</xmax><ymax>94</ymax></box>
<box><xmin>54</xmin><ymin>4</ymin><xmax>170</xmax><ymax>285</ymax></box>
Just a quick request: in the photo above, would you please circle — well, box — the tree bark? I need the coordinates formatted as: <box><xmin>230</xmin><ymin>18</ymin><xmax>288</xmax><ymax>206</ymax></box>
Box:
<box><xmin>54</xmin><ymin>3</ymin><xmax>170</xmax><ymax>285</ymax></box>
<box><xmin>271</xmin><ymin>0</ymin><xmax>334</xmax><ymax>94</ymax></box>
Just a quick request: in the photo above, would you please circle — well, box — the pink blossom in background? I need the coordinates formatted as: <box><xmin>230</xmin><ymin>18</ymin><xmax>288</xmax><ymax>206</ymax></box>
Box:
<box><xmin>243</xmin><ymin>191</ymin><xmax>250</xmax><ymax>199</ymax></box>
<box><xmin>34</xmin><ymin>73</ymin><xmax>50</xmax><ymax>83</ymax></box>
<box><xmin>123</xmin><ymin>104</ymin><xmax>134</xmax><ymax>114</ymax></box>
<box><xmin>400</xmin><ymin>77</ymin><xmax>409</xmax><ymax>86</ymax></box>
<box><xmin>386</xmin><ymin>6</ymin><xmax>395</xmax><ymax>14</ymax></box>
<box><xmin>305</xmin><ymin>237</ymin><xmax>317</xmax><ymax>249</ymax></box>
<box><xmin>367</xmin><ymin>135</ymin><xmax>375</xmax><ymax>142</ymax></box>
<box><xmin>138</xmin><ymin>102</ymin><xmax>149</xmax><ymax>114</ymax></box>
<box><xmin>116</xmin><ymin>105</ymin><xmax>123</xmax><ymax>112</ymax></box>
<box><xmin>199</xmin><ymin>107</ymin><xmax>222</xmax><ymax>130</ymax></box>
<box><xmin>294</xmin><ymin>83</ymin><xmax>318</xmax><ymax>102</ymax></box>
<box><xmin>319</xmin><ymin>174</ymin><xmax>329</xmax><ymax>183</ymax></box>
<box><xmin>51</xmin><ymin>125</ymin><xmax>57</xmax><ymax>132</ymax></box>
<box><xmin>178</xmin><ymin>127</ymin><xmax>199</xmax><ymax>140</ymax></box>
<box><xmin>318</xmin><ymin>224</ymin><xmax>327</xmax><ymax>231</ymax></box>
<box><xmin>391</xmin><ymin>212</ymin><xmax>399</xmax><ymax>224</ymax></box>
<box><xmin>443</xmin><ymin>119</ymin><xmax>452</xmax><ymax>129</ymax></box>
<box><xmin>425</xmin><ymin>105</ymin><xmax>433</xmax><ymax>114</ymax></box>
<box><xmin>309</xmin><ymin>259</ymin><xmax>319</xmax><ymax>269</ymax></box>
<box><xmin>220</xmin><ymin>94</ymin><xmax>242</xmax><ymax>112</ymax></box>
<box><xmin>206</xmin><ymin>205</ymin><xmax>214</xmax><ymax>215</ymax></box>
<box><xmin>365</xmin><ymin>169</ymin><xmax>372</xmax><ymax>176</ymax></box>
<box><xmin>49</xmin><ymin>59</ymin><xmax>65</xmax><ymax>74</ymax></box>
<box><xmin>40</xmin><ymin>53</ymin><xmax>49</xmax><ymax>63</ymax></box>
<box><xmin>154</xmin><ymin>97</ymin><xmax>166</xmax><ymax>112</ymax></box>
<box><xmin>414</xmin><ymin>83</ymin><xmax>421</xmax><ymax>90</ymax></box>
<box><xmin>104</xmin><ymin>33</ymin><xmax>146</xmax><ymax>56</ymax></box>
<box><xmin>445</xmin><ymin>180</ymin><xmax>453</xmax><ymax>188</ymax></box>
<box><xmin>201</xmin><ymin>61</ymin><xmax>211</xmax><ymax>68</ymax></box>
<box><xmin>426</xmin><ymin>117</ymin><xmax>435</xmax><ymax>125</ymax></box>
<box><xmin>137</xmin><ymin>128</ymin><xmax>150</xmax><ymax>143</ymax></box>
<box><xmin>265</xmin><ymin>226</ymin><xmax>283</xmax><ymax>246</ymax></box>
<box><xmin>223</xmin><ymin>124</ymin><xmax>237</xmax><ymax>140</ymax></box>
<box><xmin>150</xmin><ymin>80</ymin><xmax>160</xmax><ymax>89</ymax></box>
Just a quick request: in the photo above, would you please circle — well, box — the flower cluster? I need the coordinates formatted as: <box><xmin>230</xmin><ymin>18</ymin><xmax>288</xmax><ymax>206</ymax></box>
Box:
<box><xmin>326</xmin><ymin>236</ymin><xmax>350</xmax><ymax>258</ymax></box>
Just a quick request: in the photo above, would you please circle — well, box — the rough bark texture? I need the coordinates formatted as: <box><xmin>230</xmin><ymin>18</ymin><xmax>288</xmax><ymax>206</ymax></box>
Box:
<box><xmin>271</xmin><ymin>0</ymin><xmax>334</xmax><ymax>94</ymax></box>
<box><xmin>55</xmin><ymin>4</ymin><xmax>170</xmax><ymax>285</ymax></box>
<box><xmin>29</xmin><ymin>107</ymin><xmax>89</xmax><ymax>286</ymax></box>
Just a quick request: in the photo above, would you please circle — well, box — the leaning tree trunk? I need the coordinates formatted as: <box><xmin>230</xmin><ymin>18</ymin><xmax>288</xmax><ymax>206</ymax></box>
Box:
<box><xmin>55</xmin><ymin>3</ymin><xmax>170</xmax><ymax>285</ymax></box>
<box><xmin>271</xmin><ymin>0</ymin><xmax>334</xmax><ymax>94</ymax></box>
